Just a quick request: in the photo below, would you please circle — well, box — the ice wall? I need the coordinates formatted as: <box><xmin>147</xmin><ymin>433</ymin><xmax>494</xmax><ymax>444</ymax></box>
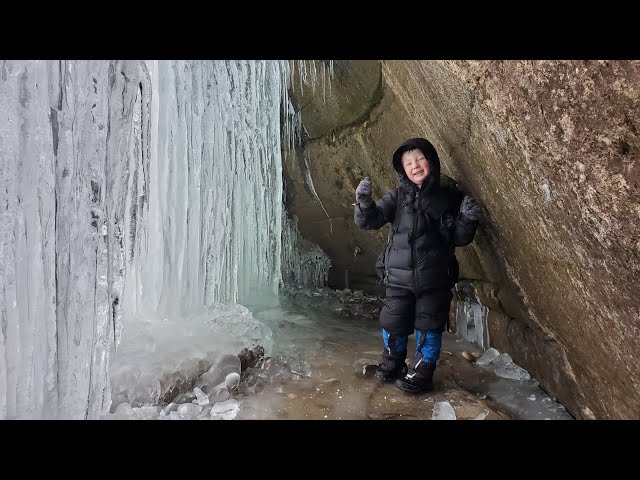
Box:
<box><xmin>1</xmin><ymin>60</ymin><xmax>144</xmax><ymax>419</ymax></box>
<box><xmin>0</xmin><ymin>60</ymin><xmax>332</xmax><ymax>419</ymax></box>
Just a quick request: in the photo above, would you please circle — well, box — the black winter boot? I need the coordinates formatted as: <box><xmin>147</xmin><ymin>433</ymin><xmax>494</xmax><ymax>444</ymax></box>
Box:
<box><xmin>394</xmin><ymin>358</ymin><xmax>436</xmax><ymax>393</ymax></box>
<box><xmin>375</xmin><ymin>350</ymin><xmax>408</xmax><ymax>382</ymax></box>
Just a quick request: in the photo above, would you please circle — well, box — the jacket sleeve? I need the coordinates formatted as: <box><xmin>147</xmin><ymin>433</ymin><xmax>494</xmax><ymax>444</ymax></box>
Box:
<box><xmin>354</xmin><ymin>189</ymin><xmax>396</xmax><ymax>230</ymax></box>
<box><xmin>453</xmin><ymin>212</ymin><xmax>479</xmax><ymax>246</ymax></box>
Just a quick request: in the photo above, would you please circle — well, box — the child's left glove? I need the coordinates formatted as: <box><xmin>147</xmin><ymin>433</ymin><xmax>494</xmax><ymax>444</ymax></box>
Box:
<box><xmin>460</xmin><ymin>195</ymin><xmax>482</xmax><ymax>222</ymax></box>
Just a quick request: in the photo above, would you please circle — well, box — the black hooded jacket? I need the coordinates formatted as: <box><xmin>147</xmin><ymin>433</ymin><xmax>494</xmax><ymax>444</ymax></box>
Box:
<box><xmin>354</xmin><ymin>138</ymin><xmax>478</xmax><ymax>292</ymax></box>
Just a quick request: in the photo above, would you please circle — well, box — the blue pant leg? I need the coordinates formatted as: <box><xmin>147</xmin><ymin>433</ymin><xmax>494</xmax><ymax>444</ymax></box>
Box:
<box><xmin>415</xmin><ymin>329</ymin><xmax>442</xmax><ymax>364</ymax></box>
<box><xmin>382</xmin><ymin>328</ymin><xmax>408</xmax><ymax>357</ymax></box>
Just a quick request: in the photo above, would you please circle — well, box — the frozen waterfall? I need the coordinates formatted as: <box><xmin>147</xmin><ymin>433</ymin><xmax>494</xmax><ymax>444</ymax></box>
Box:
<box><xmin>0</xmin><ymin>60</ymin><xmax>332</xmax><ymax>419</ymax></box>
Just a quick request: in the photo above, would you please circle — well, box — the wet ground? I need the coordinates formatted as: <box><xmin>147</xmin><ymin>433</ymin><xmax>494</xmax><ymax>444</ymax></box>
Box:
<box><xmin>235</xmin><ymin>288</ymin><xmax>572</xmax><ymax>420</ymax></box>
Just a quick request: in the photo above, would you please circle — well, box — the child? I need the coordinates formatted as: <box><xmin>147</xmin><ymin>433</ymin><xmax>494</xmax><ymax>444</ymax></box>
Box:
<box><xmin>354</xmin><ymin>137</ymin><xmax>481</xmax><ymax>393</ymax></box>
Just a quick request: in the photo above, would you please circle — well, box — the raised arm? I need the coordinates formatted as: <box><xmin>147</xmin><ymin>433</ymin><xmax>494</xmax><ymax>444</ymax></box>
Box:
<box><xmin>354</xmin><ymin>177</ymin><xmax>396</xmax><ymax>230</ymax></box>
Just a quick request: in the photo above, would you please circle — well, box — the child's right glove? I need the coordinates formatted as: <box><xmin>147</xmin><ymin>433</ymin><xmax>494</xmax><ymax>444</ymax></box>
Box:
<box><xmin>355</xmin><ymin>176</ymin><xmax>374</xmax><ymax>209</ymax></box>
<box><xmin>460</xmin><ymin>195</ymin><xmax>482</xmax><ymax>222</ymax></box>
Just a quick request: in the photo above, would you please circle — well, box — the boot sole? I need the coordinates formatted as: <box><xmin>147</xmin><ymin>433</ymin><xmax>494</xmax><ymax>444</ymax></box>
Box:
<box><xmin>394</xmin><ymin>379</ymin><xmax>433</xmax><ymax>394</ymax></box>
<box><xmin>374</xmin><ymin>371</ymin><xmax>398</xmax><ymax>382</ymax></box>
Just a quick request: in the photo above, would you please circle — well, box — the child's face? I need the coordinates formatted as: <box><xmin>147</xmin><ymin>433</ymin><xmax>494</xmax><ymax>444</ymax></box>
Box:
<box><xmin>401</xmin><ymin>149</ymin><xmax>430</xmax><ymax>187</ymax></box>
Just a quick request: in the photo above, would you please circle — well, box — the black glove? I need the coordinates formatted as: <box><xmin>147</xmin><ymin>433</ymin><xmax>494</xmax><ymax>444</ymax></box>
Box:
<box><xmin>460</xmin><ymin>195</ymin><xmax>482</xmax><ymax>222</ymax></box>
<box><xmin>355</xmin><ymin>176</ymin><xmax>373</xmax><ymax>209</ymax></box>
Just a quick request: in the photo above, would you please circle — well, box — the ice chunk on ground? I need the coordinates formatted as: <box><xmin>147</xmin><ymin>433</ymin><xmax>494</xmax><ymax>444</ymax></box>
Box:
<box><xmin>198</xmin><ymin>405</ymin><xmax>214</xmax><ymax>419</ymax></box>
<box><xmin>193</xmin><ymin>387</ymin><xmax>210</xmax><ymax>406</ymax></box>
<box><xmin>492</xmin><ymin>353</ymin><xmax>513</xmax><ymax>366</ymax></box>
<box><xmin>134</xmin><ymin>406</ymin><xmax>161</xmax><ymax>420</ymax></box>
<box><xmin>174</xmin><ymin>391</ymin><xmax>197</xmax><ymax>404</ymax></box>
<box><xmin>225</xmin><ymin>372</ymin><xmax>241</xmax><ymax>391</ymax></box>
<box><xmin>115</xmin><ymin>403</ymin><xmax>135</xmax><ymax>417</ymax></box>
<box><xmin>494</xmin><ymin>363</ymin><xmax>531</xmax><ymax>381</ymax></box>
<box><xmin>161</xmin><ymin>403</ymin><xmax>179</xmax><ymax>415</ymax></box>
<box><xmin>476</xmin><ymin>348</ymin><xmax>500</xmax><ymax>366</ymax></box>
<box><xmin>212</xmin><ymin>389</ymin><xmax>231</xmax><ymax>403</ymax></box>
<box><xmin>177</xmin><ymin>403</ymin><xmax>203</xmax><ymax>419</ymax></box>
<box><xmin>432</xmin><ymin>401</ymin><xmax>456</xmax><ymax>420</ymax></box>
<box><xmin>167</xmin><ymin>411</ymin><xmax>183</xmax><ymax>420</ymax></box>
<box><xmin>210</xmin><ymin>399</ymin><xmax>240</xmax><ymax>420</ymax></box>
<box><xmin>195</xmin><ymin>352</ymin><xmax>242</xmax><ymax>394</ymax></box>
<box><xmin>485</xmin><ymin>352</ymin><xmax>532</xmax><ymax>381</ymax></box>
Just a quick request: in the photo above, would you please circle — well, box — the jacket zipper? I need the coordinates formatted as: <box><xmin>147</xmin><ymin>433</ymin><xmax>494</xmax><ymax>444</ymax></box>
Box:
<box><xmin>384</xmin><ymin>189</ymin><xmax>401</xmax><ymax>285</ymax></box>
<box><xmin>413</xmin><ymin>190</ymin><xmax>419</xmax><ymax>290</ymax></box>
<box><xmin>384</xmin><ymin>238</ymin><xmax>391</xmax><ymax>284</ymax></box>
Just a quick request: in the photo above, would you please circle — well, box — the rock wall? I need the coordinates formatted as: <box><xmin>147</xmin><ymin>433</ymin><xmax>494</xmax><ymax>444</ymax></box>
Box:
<box><xmin>284</xmin><ymin>60</ymin><xmax>640</xmax><ymax>419</ymax></box>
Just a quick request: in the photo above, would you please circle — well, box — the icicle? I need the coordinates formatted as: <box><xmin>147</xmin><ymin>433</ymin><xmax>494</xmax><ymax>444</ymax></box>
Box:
<box><xmin>281</xmin><ymin>213</ymin><xmax>331</xmax><ymax>288</ymax></box>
